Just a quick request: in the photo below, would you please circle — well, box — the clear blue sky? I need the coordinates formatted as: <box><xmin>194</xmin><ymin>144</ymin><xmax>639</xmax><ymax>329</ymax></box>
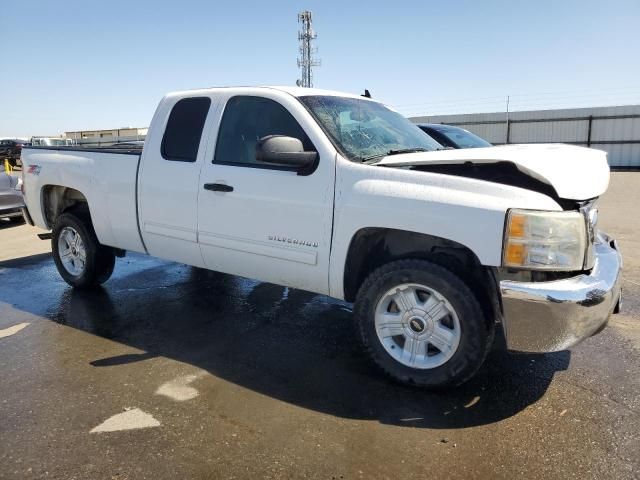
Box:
<box><xmin>2</xmin><ymin>0</ymin><xmax>640</xmax><ymax>137</ymax></box>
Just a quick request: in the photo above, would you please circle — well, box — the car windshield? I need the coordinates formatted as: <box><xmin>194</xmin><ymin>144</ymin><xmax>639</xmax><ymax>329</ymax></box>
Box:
<box><xmin>436</xmin><ymin>126</ymin><xmax>492</xmax><ymax>148</ymax></box>
<box><xmin>299</xmin><ymin>95</ymin><xmax>442</xmax><ymax>162</ymax></box>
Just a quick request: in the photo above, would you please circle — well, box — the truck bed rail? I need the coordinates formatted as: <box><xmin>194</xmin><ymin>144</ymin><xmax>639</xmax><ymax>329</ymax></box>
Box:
<box><xmin>23</xmin><ymin>146</ymin><xmax>143</xmax><ymax>156</ymax></box>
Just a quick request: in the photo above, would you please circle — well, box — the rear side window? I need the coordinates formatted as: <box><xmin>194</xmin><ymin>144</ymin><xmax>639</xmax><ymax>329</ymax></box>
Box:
<box><xmin>214</xmin><ymin>96</ymin><xmax>314</xmax><ymax>167</ymax></box>
<box><xmin>161</xmin><ymin>97</ymin><xmax>211</xmax><ymax>162</ymax></box>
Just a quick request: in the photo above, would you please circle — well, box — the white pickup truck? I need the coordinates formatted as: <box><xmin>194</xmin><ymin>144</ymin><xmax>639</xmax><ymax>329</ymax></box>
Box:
<box><xmin>21</xmin><ymin>86</ymin><xmax>622</xmax><ymax>388</ymax></box>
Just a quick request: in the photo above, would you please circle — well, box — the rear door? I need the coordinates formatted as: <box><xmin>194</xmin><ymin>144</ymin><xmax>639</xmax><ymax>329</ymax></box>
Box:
<box><xmin>197</xmin><ymin>92</ymin><xmax>336</xmax><ymax>295</ymax></box>
<box><xmin>138</xmin><ymin>96</ymin><xmax>214</xmax><ymax>267</ymax></box>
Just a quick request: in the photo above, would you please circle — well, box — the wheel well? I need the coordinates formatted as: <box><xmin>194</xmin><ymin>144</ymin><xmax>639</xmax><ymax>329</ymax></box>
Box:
<box><xmin>41</xmin><ymin>185</ymin><xmax>90</xmax><ymax>228</ymax></box>
<box><xmin>343</xmin><ymin>228</ymin><xmax>501</xmax><ymax>325</ymax></box>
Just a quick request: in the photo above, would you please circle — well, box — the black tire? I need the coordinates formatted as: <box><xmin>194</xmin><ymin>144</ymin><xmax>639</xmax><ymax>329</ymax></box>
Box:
<box><xmin>354</xmin><ymin>259</ymin><xmax>494</xmax><ymax>389</ymax></box>
<box><xmin>51</xmin><ymin>210</ymin><xmax>115</xmax><ymax>289</ymax></box>
<box><xmin>9</xmin><ymin>215</ymin><xmax>25</xmax><ymax>224</ymax></box>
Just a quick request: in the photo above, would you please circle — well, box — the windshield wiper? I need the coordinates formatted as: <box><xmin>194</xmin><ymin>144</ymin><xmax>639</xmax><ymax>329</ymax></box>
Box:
<box><xmin>361</xmin><ymin>147</ymin><xmax>429</xmax><ymax>164</ymax></box>
<box><xmin>387</xmin><ymin>147</ymin><xmax>429</xmax><ymax>155</ymax></box>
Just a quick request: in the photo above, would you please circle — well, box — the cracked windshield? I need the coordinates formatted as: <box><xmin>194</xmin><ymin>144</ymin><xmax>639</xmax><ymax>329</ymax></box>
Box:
<box><xmin>300</xmin><ymin>95</ymin><xmax>442</xmax><ymax>162</ymax></box>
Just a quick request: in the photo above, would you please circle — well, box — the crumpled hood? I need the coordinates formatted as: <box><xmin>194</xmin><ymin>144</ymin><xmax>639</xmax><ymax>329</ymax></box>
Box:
<box><xmin>376</xmin><ymin>144</ymin><xmax>610</xmax><ymax>201</ymax></box>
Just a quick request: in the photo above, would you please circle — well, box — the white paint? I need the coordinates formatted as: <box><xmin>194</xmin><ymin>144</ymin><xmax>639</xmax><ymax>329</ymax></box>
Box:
<box><xmin>22</xmin><ymin>85</ymin><xmax>609</xmax><ymax>307</ymax></box>
<box><xmin>155</xmin><ymin>372</ymin><xmax>206</xmax><ymax>402</ymax></box>
<box><xmin>377</xmin><ymin>143</ymin><xmax>610</xmax><ymax>201</ymax></box>
<box><xmin>90</xmin><ymin>408</ymin><xmax>160</xmax><ymax>433</ymax></box>
<box><xmin>0</xmin><ymin>322</ymin><xmax>29</xmax><ymax>339</ymax></box>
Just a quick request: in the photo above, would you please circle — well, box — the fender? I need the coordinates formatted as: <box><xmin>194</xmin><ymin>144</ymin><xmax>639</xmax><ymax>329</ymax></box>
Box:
<box><xmin>328</xmin><ymin>158</ymin><xmax>561</xmax><ymax>300</ymax></box>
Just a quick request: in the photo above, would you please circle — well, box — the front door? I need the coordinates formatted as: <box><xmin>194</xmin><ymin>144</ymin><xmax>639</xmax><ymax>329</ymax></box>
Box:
<box><xmin>197</xmin><ymin>94</ymin><xmax>335</xmax><ymax>295</ymax></box>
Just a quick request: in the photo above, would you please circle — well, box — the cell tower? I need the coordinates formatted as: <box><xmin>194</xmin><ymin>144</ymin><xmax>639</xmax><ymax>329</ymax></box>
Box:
<box><xmin>296</xmin><ymin>11</ymin><xmax>320</xmax><ymax>88</ymax></box>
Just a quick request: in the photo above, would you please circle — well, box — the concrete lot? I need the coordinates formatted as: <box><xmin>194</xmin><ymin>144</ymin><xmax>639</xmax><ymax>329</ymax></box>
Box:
<box><xmin>0</xmin><ymin>173</ymin><xmax>638</xmax><ymax>479</ymax></box>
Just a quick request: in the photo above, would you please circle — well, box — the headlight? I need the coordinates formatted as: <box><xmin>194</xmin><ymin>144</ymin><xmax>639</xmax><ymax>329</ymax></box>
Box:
<box><xmin>503</xmin><ymin>209</ymin><xmax>587</xmax><ymax>271</ymax></box>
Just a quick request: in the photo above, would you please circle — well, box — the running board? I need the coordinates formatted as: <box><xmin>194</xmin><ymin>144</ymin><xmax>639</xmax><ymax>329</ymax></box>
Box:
<box><xmin>37</xmin><ymin>232</ymin><xmax>53</xmax><ymax>240</ymax></box>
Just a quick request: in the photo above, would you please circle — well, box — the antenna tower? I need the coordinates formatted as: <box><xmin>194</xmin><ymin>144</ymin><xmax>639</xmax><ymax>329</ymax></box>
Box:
<box><xmin>296</xmin><ymin>11</ymin><xmax>320</xmax><ymax>88</ymax></box>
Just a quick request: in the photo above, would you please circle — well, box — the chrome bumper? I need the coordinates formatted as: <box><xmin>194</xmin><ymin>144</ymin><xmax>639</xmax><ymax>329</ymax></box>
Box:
<box><xmin>500</xmin><ymin>233</ymin><xmax>622</xmax><ymax>353</ymax></box>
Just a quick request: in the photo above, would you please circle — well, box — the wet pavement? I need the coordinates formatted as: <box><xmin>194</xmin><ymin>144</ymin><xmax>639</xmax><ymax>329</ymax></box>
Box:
<box><xmin>1</xmin><ymin>173</ymin><xmax>639</xmax><ymax>479</ymax></box>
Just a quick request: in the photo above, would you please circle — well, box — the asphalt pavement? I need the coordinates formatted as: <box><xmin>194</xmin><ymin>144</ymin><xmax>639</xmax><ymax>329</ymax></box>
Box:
<box><xmin>0</xmin><ymin>173</ymin><xmax>638</xmax><ymax>479</ymax></box>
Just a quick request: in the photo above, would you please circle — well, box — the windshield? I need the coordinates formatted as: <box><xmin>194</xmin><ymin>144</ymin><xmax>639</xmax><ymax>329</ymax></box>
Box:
<box><xmin>299</xmin><ymin>95</ymin><xmax>442</xmax><ymax>162</ymax></box>
<box><xmin>436</xmin><ymin>126</ymin><xmax>492</xmax><ymax>148</ymax></box>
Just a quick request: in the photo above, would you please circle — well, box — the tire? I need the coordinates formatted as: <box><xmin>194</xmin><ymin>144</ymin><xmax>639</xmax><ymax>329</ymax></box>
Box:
<box><xmin>354</xmin><ymin>259</ymin><xmax>493</xmax><ymax>389</ymax></box>
<box><xmin>9</xmin><ymin>215</ymin><xmax>24</xmax><ymax>224</ymax></box>
<box><xmin>51</xmin><ymin>210</ymin><xmax>116</xmax><ymax>289</ymax></box>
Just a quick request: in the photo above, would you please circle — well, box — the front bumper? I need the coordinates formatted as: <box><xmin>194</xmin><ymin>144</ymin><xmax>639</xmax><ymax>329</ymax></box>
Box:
<box><xmin>500</xmin><ymin>232</ymin><xmax>622</xmax><ymax>353</ymax></box>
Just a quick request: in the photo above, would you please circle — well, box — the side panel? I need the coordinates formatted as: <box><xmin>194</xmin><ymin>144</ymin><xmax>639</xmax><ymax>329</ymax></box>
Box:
<box><xmin>21</xmin><ymin>148</ymin><xmax>145</xmax><ymax>253</ymax></box>
<box><xmin>328</xmin><ymin>159</ymin><xmax>562</xmax><ymax>300</ymax></box>
<box><xmin>137</xmin><ymin>94</ymin><xmax>221</xmax><ymax>268</ymax></box>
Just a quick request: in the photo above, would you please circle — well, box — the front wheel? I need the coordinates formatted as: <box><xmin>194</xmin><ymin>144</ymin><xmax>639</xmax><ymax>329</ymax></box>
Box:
<box><xmin>52</xmin><ymin>211</ymin><xmax>115</xmax><ymax>289</ymax></box>
<box><xmin>354</xmin><ymin>259</ymin><xmax>493</xmax><ymax>389</ymax></box>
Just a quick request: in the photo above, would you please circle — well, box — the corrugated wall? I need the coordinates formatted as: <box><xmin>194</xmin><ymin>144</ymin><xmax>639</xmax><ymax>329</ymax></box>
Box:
<box><xmin>410</xmin><ymin>105</ymin><xmax>640</xmax><ymax>168</ymax></box>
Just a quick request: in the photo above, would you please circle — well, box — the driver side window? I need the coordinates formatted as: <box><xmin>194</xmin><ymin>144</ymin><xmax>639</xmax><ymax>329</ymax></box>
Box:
<box><xmin>213</xmin><ymin>96</ymin><xmax>314</xmax><ymax>168</ymax></box>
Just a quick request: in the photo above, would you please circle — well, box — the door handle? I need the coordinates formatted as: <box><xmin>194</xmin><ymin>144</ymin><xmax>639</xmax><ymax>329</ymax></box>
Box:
<box><xmin>204</xmin><ymin>183</ymin><xmax>234</xmax><ymax>192</ymax></box>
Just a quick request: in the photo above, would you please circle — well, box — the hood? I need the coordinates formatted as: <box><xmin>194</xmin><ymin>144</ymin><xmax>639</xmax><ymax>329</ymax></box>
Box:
<box><xmin>376</xmin><ymin>144</ymin><xmax>610</xmax><ymax>201</ymax></box>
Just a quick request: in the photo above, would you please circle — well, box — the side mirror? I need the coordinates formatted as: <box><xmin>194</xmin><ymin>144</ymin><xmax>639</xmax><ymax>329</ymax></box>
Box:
<box><xmin>256</xmin><ymin>135</ymin><xmax>317</xmax><ymax>173</ymax></box>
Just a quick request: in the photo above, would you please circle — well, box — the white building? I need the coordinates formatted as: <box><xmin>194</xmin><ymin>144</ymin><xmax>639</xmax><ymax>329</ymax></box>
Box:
<box><xmin>411</xmin><ymin>105</ymin><xmax>640</xmax><ymax>168</ymax></box>
<box><xmin>64</xmin><ymin>127</ymin><xmax>148</xmax><ymax>146</ymax></box>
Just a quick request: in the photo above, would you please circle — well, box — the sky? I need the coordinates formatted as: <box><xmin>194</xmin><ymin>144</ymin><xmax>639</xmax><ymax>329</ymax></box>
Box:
<box><xmin>2</xmin><ymin>0</ymin><xmax>640</xmax><ymax>137</ymax></box>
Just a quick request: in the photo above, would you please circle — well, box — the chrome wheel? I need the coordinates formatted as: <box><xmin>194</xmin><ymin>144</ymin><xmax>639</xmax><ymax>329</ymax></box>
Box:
<box><xmin>374</xmin><ymin>283</ymin><xmax>461</xmax><ymax>369</ymax></box>
<box><xmin>57</xmin><ymin>226</ymin><xmax>87</xmax><ymax>276</ymax></box>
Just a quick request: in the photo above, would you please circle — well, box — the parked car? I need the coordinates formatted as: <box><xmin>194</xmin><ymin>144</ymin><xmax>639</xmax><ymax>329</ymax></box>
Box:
<box><xmin>0</xmin><ymin>139</ymin><xmax>28</xmax><ymax>167</ymax></box>
<box><xmin>417</xmin><ymin>123</ymin><xmax>492</xmax><ymax>149</ymax></box>
<box><xmin>0</xmin><ymin>172</ymin><xmax>25</xmax><ymax>222</ymax></box>
<box><xmin>21</xmin><ymin>86</ymin><xmax>622</xmax><ymax>389</ymax></box>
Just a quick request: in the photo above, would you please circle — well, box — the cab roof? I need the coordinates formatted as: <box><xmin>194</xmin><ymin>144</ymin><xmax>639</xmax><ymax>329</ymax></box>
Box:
<box><xmin>165</xmin><ymin>85</ymin><xmax>374</xmax><ymax>101</ymax></box>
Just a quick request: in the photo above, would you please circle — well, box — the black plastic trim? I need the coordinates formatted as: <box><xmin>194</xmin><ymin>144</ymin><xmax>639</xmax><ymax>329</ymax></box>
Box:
<box><xmin>204</xmin><ymin>183</ymin><xmax>234</xmax><ymax>192</ymax></box>
<box><xmin>23</xmin><ymin>146</ymin><xmax>142</xmax><ymax>156</ymax></box>
<box><xmin>213</xmin><ymin>161</ymin><xmax>301</xmax><ymax>173</ymax></box>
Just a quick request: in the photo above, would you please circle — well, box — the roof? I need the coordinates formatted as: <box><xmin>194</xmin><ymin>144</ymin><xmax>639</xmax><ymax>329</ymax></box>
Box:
<box><xmin>265</xmin><ymin>86</ymin><xmax>369</xmax><ymax>99</ymax></box>
<box><xmin>165</xmin><ymin>85</ymin><xmax>374</xmax><ymax>101</ymax></box>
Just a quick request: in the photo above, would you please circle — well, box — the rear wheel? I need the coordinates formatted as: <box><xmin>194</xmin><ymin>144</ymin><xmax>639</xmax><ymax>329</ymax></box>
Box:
<box><xmin>52</xmin><ymin>210</ymin><xmax>115</xmax><ymax>289</ymax></box>
<box><xmin>354</xmin><ymin>259</ymin><xmax>493</xmax><ymax>389</ymax></box>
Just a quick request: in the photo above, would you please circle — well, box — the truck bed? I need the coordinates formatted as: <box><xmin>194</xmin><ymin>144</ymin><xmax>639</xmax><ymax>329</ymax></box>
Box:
<box><xmin>21</xmin><ymin>146</ymin><xmax>146</xmax><ymax>254</ymax></box>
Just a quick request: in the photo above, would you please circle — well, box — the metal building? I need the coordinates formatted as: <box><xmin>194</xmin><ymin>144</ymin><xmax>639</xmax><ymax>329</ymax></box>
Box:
<box><xmin>411</xmin><ymin>105</ymin><xmax>640</xmax><ymax>168</ymax></box>
<box><xmin>64</xmin><ymin>127</ymin><xmax>148</xmax><ymax>147</ymax></box>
